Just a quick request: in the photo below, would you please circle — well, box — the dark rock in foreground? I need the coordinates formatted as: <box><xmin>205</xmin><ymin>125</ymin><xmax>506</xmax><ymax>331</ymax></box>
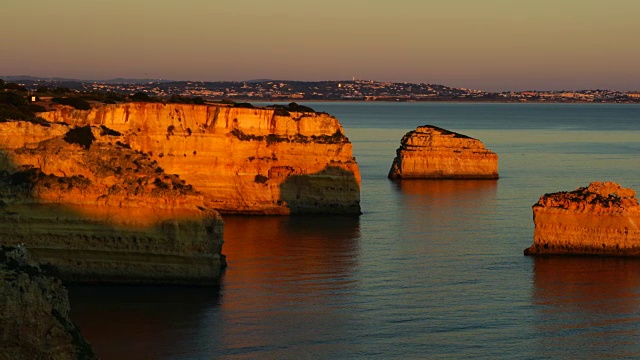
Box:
<box><xmin>0</xmin><ymin>246</ymin><xmax>97</xmax><ymax>360</ymax></box>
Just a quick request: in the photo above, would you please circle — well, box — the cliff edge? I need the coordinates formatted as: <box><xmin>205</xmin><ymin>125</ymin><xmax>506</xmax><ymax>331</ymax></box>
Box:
<box><xmin>1</xmin><ymin>246</ymin><xmax>96</xmax><ymax>360</ymax></box>
<box><xmin>39</xmin><ymin>103</ymin><xmax>361</xmax><ymax>215</ymax></box>
<box><xmin>388</xmin><ymin>125</ymin><xmax>498</xmax><ymax>179</ymax></box>
<box><xmin>525</xmin><ymin>182</ymin><xmax>640</xmax><ymax>256</ymax></box>
<box><xmin>0</xmin><ymin>121</ymin><xmax>225</xmax><ymax>285</ymax></box>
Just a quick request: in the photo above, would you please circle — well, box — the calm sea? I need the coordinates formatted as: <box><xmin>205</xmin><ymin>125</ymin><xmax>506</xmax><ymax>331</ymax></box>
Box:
<box><xmin>69</xmin><ymin>103</ymin><xmax>640</xmax><ymax>359</ymax></box>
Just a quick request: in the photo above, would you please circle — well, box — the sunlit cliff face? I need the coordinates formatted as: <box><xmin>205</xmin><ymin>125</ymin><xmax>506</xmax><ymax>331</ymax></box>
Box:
<box><xmin>0</xmin><ymin>121</ymin><xmax>225</xmax><ymax>285</ymax></box>
<box><xmin>39</xmin><ymin>103</ymin><xmax>361</xmax><ymax>215</ymax></box>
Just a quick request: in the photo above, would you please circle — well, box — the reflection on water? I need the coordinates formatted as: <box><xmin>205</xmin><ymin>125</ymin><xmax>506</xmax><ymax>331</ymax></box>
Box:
<box><xmin>532</xmin><ymin>257</ymin><xmax>640</xmax><ymax>358</ymax></box>
<box><xmin>392</xmin><ymin>180</ymin><xmax>498</xmax><ymax>256</ymax></box>
<box><xmin>214</xmin><ymin>216</ymin><xmax>362</xmax><ymax>358</ymax></box>
<box><xmin>69</xmin><ymin>216</ymin><xmax>362</xmax><ymax>359</ymax></box>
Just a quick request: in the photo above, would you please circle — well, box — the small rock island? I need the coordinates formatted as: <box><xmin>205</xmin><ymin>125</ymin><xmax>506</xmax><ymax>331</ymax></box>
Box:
<box><xmin>525</xmin><ymin>181</ymin><xmax>640</xmax><ymax>256</ymax></box>
<box><xmin>388</xmin><ymin>125</ymin><xmax>498</xmax><ymax>179</ymax></box>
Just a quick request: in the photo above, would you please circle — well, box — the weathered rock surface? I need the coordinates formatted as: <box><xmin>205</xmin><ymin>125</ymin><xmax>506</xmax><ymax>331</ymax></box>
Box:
<box><xmin>0</xmin><ymin>122</ymin><xmax>225</xmax><ymax>285</ymax></box>
<box><xmin>388</xmin><ymin>125</ymin><xmax>498</xmax><ymax>179</ymax></box>
<box><xmin>0</xmin><ymin>246</ymin><xmax>97</xmax><ymax>360</ymax></box>
<box><xmin>525</xmin><ymin>182</ymin><xmax>640</xmax><ymax>256</ymax></box>
<box><xmin>39</xmin><ymin>103</ymin><xmax>361</xmax><ymax>215</ymax></box>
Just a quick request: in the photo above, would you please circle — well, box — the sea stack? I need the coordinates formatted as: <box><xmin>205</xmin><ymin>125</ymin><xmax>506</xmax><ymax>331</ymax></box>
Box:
<box><xmin>525</xmin><ymin>182</ymin><xmax>640</xmax><ymax>256</ymax></box>
<box><xmin>39</xmin><ymin>103</ymin><xmax>361</xmax><ymax>215</ymax></box>
<box><xmin>388</xmin><ymin>125</ymin><xmax>498</xmax><ymax>179</ymax></box>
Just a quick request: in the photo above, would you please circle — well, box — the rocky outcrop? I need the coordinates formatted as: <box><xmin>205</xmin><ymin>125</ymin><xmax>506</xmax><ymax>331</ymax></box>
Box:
<box><xmin>525</xmin><ymin>182</ymin><xmax>640</xmax><ymax>256</ymax></box>
<box><xmin>39</xmin><ymin>103</ymin><xmax>361</xmax><ymax>215</ymax></box>
<box><xmin>388</xmin><ymin>125</ymin><xmax>498</xmax><ymax>179</ymax></box>
<box><xmin>0</xmin><ymin>122</ymin><xmax>225</xmax><ymax>285</ymax></box>
<box><xmin>1</xmin><ymin>246</ymin><xmax>97</xmax><ymax>360</ymax></box>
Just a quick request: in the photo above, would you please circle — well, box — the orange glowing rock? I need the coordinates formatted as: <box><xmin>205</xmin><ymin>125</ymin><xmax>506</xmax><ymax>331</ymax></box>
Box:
<box><xmin>40</xmin><ymin>103</ymin><xmax>361</xmax><ymax>215</ymax></box>
<box><xmin>525</xmin><ymin>182</ymin><xmax>640</xmax><ymax>256</ymax></box>
<box><xmin>388</xmin><ymin>125</ymin><xmax>498</xmax><ymax>179</ymax></box>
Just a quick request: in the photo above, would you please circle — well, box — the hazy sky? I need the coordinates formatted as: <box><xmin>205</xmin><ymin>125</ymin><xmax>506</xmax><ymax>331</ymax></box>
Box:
<box><xmin>2</xmin><ymin>0</ymin><xmax>639</xmax><ymax>91</ymax></box>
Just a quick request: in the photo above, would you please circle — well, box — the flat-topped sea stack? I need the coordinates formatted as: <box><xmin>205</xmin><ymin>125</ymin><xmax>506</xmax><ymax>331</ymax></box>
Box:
<box><xmin>0</xmin><ymin>121</ymin><xmax>225</xmax><ymax>285</ymax></box>
<box><xmin>388</xmin><ymin>125</ymin><xmax>498</xmax><ymax>179</ymax></box>
<box><xmin>525</xmin><ymin>182</ymin><xmax>640</xmax><ymax>256</ymax></box>
<box><xmin>39</xmin><ymin>103</ymin><xmax>361</xmax><ymax>215</ymax></box>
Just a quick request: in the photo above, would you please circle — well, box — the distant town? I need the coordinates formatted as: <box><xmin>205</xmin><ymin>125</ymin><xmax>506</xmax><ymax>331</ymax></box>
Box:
<box><xmin>2</xmin><ymin>76</ymin><xmax>640</xmax><ymax>103</ymax></box>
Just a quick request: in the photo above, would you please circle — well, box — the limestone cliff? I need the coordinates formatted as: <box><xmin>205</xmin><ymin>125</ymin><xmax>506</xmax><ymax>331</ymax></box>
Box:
<box><xmin>524</xmin><ymin>182</ymin><xmax>640</xmax><ymax>256</ymax></box>
<box><xmin>1</xmin><ymin>246</ymin><xmax>96</xmax><ymax>360</ymax></box>
<box><xmin>0</xmin><ymin>122</ymin><xmax>225</xmax><ymax>285</ymax></box>
<box><xmin>388</xmin><ymin>125</ymin><xmax>498</xmax><ymax>179</ymax></box>
<box><xmin>39</xmin><ymin>103</ymin><xmax>361</xmax><ymax>215</ymax></box>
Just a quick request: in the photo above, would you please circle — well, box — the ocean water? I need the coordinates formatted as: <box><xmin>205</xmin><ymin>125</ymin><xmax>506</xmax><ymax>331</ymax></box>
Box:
<box><xmin>69</xmin><ymin>103</ymin><xmax>640</xmax><ymax>359</ymax></box>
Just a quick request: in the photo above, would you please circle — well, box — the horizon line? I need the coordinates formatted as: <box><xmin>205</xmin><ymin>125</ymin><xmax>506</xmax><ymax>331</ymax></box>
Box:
<box><xmin>1</xmin><ymin>74</ymin><xmax>638</xmax><ymax>93</ymax></box>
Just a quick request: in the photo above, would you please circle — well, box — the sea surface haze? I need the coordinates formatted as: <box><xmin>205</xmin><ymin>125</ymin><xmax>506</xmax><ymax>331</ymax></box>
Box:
<box><xmin>69</xmin><ymin>102</ymin><xmax>640</xmax><ymax>359</ymax></box>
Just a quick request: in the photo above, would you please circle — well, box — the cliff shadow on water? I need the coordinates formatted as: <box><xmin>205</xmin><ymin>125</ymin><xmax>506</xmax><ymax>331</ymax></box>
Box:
<box><xmin>67</xmin><ymin>284</ymin><xmax>222</xmax><ymax>359</ymax></box>
<box><xmin>278</xmin><ymin>165</ymin><xmax>361</xmax><ymax>215</ymax></box>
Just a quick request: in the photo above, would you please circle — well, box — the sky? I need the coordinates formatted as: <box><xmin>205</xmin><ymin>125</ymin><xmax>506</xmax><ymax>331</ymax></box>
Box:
<box><xmin>1</xmin><ymin>0</ymin><xmax>639</xmax><ymax>91</ymax></box>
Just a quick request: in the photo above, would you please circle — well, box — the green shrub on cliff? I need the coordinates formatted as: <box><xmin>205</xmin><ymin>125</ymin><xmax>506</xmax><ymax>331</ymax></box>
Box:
<box><xmin>267</xmin><ymin>102</ymin><xmax>315</xmax><ymax>115</ymax></box>
<box><xmin>0</xmin><ymin>104</ymin><xmax>29</xmax><ymax>122</ymax></box>
<box><xmin>287</xmin><ymin>102</ymin><xmax>315</xmax><ymax>113</ymax></box>
<box><xmin>0</xmin><ymin>90</ymin><xmax>49</xmax><ymax>125</ymax></box>
<box><xmin>167</xmin><ymin>94</ymin><xmax>206</xmax><ymax>105</ymax></box>
<box><xmin>130</xmin><ymin>92</ymin><xmax>158</xmax><ymax>102</ymax></box>
<box><xmin>51</xmin><ymin>97</ymin><xmax>91</xmax><ymax>110</ymax></box>
<box><xmin>63</xmin><ymin>126</ymin><xmax>95</xmax><ymax>150</ymax></box>
<box><xmin>233</xmin><ymin>102</ymin><xmax>255</xmax><ymax>109</ymax></box>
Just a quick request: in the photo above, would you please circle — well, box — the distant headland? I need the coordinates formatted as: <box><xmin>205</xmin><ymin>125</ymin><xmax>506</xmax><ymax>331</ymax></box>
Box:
<box><xmin>2</xmin><ymin>76</ymin><xmax>639</xmax><ymax>104</ymax></box>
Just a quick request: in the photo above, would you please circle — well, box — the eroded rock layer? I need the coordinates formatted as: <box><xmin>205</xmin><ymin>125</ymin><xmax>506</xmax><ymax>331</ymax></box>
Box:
<box><xmin>1</xmin><ymin>246</ymin><xmax>97</xmax><ymax>360</ymax></box>
<box><xmin>39</xmin><ymin>103</ymin><xmax>361</xmax><ymax>214</ymax></box>
<box><xmin>0</xmin><ymin>122</ymin><xmax>225</xmax><ymax>285</ymax></box>
<box><xmin>388</xmin><ymin>125</ymin><xmax>498</xmax><ymax>179</ymax></box>
<box><xmin>525</xmin><ymin>182</ymin><xmax>640</xmax><ymax>256</ymax></box>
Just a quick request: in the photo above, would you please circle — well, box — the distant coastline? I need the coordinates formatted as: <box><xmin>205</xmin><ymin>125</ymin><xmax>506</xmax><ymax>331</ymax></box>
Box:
<box><xmin>2</xmin><ymin>76</ymin><xmax>639</xmax><ymax>104</ymax></box>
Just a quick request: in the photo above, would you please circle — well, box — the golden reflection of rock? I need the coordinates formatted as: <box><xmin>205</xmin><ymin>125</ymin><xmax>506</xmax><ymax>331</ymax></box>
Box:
<box><xmin>221</xmin><ymin>216</ymin><xmax>360</xmax><ymax>302</ymax></box>
<box><xmin>394</xmin><ymin>179</ymin><xmax>498</xmax><ymax>198</ymax></box>
<box><xmin>533</xmin><ymin>256</ymin><xmax>640</xmax><ymax>326</ymax></box>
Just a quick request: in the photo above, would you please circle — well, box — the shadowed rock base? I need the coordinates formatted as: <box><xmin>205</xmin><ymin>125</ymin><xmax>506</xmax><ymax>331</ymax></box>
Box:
<box><xmin>1</xmin><ymin>246</ymin><xmax>97</xmax><ymax>360</ymax></box>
